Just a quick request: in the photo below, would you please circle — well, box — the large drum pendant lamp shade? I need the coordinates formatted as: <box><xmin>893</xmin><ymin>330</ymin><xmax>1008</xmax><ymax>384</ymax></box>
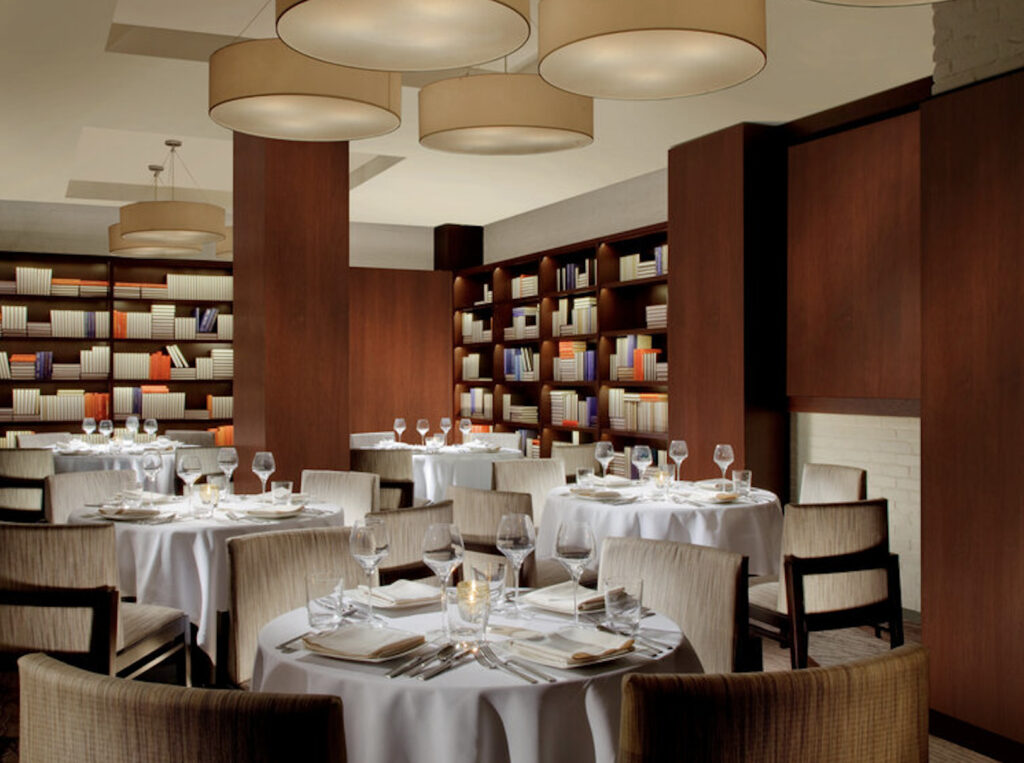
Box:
<box><xmin>813</xmin><ymin>0</ymin><xmax>948</xmax><ymax>5</ymax></box>
<box><xmin>276</xmin><ymin>0</ymin><xmax>530</xmax><ymax>72</ymax></box>
<box><xmin>216</xmin><ymin>227</ymin><xmax>233</xmax><ymax>259</ymax></box>
<box><xmin>108</xmin><ymin>224</ymin><xmax>201</xmax><ymax>258</ymax></box>
<box><xmin>538</xmin><ymin>0</ymin><xmax>767</xmax><ymax>100</ymax></box>
<box><xmin>209</xmin><ymin>38</ymin><xmax>401</xmax><ymax>141</ymax></box>
<box><xmin>419</xmin><ymin>74</ymin><xmax>593</xmax><ymax>155</ymax></box>
<box><xmin>119</xmin><ymin>201</ymin><xmax>225</xmax><ymax>246</ymax></box>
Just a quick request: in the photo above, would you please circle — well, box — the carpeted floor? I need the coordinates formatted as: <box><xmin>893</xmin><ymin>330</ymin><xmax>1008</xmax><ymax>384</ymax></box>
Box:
<box><xmin>760</xmin><ymin>616</ymin><xmax>995</xmax><ymax>762</ymax></box>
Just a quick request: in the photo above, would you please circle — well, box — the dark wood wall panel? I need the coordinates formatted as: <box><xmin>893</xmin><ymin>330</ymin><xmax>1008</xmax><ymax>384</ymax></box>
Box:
<box><xmin>788</xmin><ymin>112</ymin><xmax>921</xmax><ymax>402</ymax></box>
<box><xmin>348</xmin><ymin>268</ymin><xmax>453</xmax><ymax>433</ymax></box>
<box><xmin>921</xmin><ymin>71</ymin><xmax>1024</xmax><ymax>744</ymax></box>
<box><xmin>233</xmin><ymin>135</ymin><xmax>350</xmax><ymax>489</ymax></box>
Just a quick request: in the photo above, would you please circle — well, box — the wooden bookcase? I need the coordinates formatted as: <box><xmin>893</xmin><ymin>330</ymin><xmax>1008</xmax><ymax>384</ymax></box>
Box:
<box><xmin>0</xmin><ymin>252</ymin><xmax>233</xmax><ymax>442</ymax></box>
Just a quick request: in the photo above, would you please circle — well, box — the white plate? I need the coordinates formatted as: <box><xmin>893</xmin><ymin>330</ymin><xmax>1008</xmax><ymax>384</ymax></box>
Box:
<box><xmin>242</xmin><ymin>506</ymin><xmax>305</xmax><ymax>519</ymax></box>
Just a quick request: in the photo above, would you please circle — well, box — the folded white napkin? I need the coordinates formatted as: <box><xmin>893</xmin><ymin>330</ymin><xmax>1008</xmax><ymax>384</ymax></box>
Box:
<box><xmin>593</xmin><ymin>475</ymin><xmax>632</xmax><ymax>488</ymax></box>
<box><xmin>520</xmin><ymin>581</ymin><xmax>605</xmax><ymax>614</ymax></box>
<box><xmin>98</xmin><ymin>506</ymin><xmax>160</xmax><ymax>519</ymax></box>
<box><xmin>569</xmin><ymin>487</ymin><xmax>623</xmax><ymax>501</ymax></box>
<box><xmin>303</xmin><ymin>624</ymin><xmax>425</xmax><ymax>660</ymax></box>
<box><xmin>507</xmin><ymin>626</ymin><xmax>633</xmax><ymax>668</ymax></box>
<box><xmin>347</xmin><ymin>579</ymin><xmax>439</xmax><ymax>607</ymax></box>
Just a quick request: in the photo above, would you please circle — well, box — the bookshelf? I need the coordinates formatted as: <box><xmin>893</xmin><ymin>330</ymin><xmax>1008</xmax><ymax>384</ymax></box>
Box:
<box><xmin>0</xmin><ymin>253</ymin><xmax>233</xmax><ymax>446</ymax></box>
<box><xmin>451</xmin><ymin>224</ymin><xmax>670</xmax><ymax>474</ymax></box>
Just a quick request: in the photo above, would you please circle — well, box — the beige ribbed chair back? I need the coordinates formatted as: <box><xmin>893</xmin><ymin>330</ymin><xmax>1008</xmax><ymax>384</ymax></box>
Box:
<box><xmin>449</xmin><ymin>486</ymin><xmax>532</xmax><ymax>588</ymax></box>
<box><xmin>550</xmin><ymin>442</ymin><xmax>599</xmax><ymax>480</ymax></box>
<box><xmin>492</xmin><ymin>459</ymin><xmax>564</xmax><ymax>526</ymax></box>
<box><xmin>18</xmin><ymin>653</ymin><xmax>346</xmax><ymax>763</ymax></box>
<box><xmin>175</xmin><ymin>446</ymin><xmax>223</xmax><ymax>482</ymax></box>
<box><xmin>466</xmin><ymin>431</ymin><xmax>520</xmax><ymax>449</ymax></box>
<box><xmin>349</xmin><ymin>431</ymin><xmax>394</xmax><ymax>449</ymax></box>
<box><xmin>599</xmin><ymin>537</ymin><xmax>747</xmax><ymax>674</ymax></box>
<box><xmin>776</xmin><ymin>498</ymin><xmax>889</xmax><ymax>614</ymax></box>
<box><xmin>0</xmin><ymin>449</ymin><xmax>55</xmax><ymax>515</ymax></box>
<box><xmin>166</xmin><ymin>429</ymin><xmax>216</xmax><ymax>447</ymax></box>
<box><xmin>375</xmin><ymin>500</ymin><xmax>454</xmax><ymax>573</ymax></box>
<box><xmin>45</xmin><ymin>469</ymin><xmax>138</xmax><ymax>524</ymax></box>
<box><xmin>301</xmin><ymin>469</ymin><xmax>379</xmax><ymax>524</ymax></box>
<box><xmin>619</xmin><ymin>644</ymin><xmax>928</xmax><ymax>763</ymax></box>
<box><xmin>799</xmin><ymin>463</ymin><xmax>867</xmax><ymax>504</ymax></box>
<box><xmin>16</xmin><ymin>432</ymin><xmax>72</xmax><ymax>448</ymax></box>
<box><xmin>350</xmin><ymin>449</ymin><xmax>413</xmax><ymax>508</ymax></box>
<box><xmin>227</xmin><ymin>526</ymin><xmax>368</xmax><ymax>688</ymax></box>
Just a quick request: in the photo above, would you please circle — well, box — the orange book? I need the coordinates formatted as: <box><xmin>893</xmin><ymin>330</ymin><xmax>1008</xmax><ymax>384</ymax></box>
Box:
<box><xmin>113</xmin><ymin>310</ymin><xmax>127</xmax><ymax>339</ymax></box>
<box><xmin>78</xmin><ymin>280</ymin><xmax>109</xmax><ymax>286</ymax></box>
<box><xmin>51</xmin><ymin>277</ymin><xmax>81</xmax><ymax>285</ymax></box>
<box><xmin>562</xmin><ymin>419</ymin><xmax>579</xmax><ymax>427</ymax></box>
<box><xmin>206</xmin><ymin>394</ymin><xmax>213</xmax><ymax>414</ymax></box>
<box><xmin>632</xmin><ymin>348</ymin><xmax>662</xmax><ymax>381</ymax></box>
<box><xmin>140</xmin><ymin>385</ymin><xmax>169</xmax><ymax>394</ymax></box>
<box><xmin>10</xmin><ymin>354</ymin><xmax>36</xmax><ymax>362</ymax></box>
<box><xmin>213</xmin><ymin>425</ymin><xmax>234</xmax><ymax>446</ymax></box>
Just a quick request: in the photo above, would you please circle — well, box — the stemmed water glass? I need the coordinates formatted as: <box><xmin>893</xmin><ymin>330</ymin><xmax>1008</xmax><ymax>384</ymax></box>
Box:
<box><xmin>459</xmin><ymin>418</ymin><xmax>473</xmax><ymax>443</ymax></box>
<box><xmin>98</xmin><ymin>419</ymin><xmax>114</xmax><ymax>441</ymax></box>
<box><xmin>217</xmin><ymin>447</ymin><xmax>238</xmax><ymax>494</ymax></box>
<box><xmin>252</xmin><ymin>451</ymin><xmax>275</xmax><ymax>495</ymax></box>
<box><xmin>594</xmin><ymin>441</ymin><xmax>614</xmax><ymax>479</ymax></box>
<box><xmin>496</xmin><ymin>513</ymin><xmax>536</xmax><ymax>616</ymax></box>
<box><xmin>143</xmin><ymin>418</ymin><xmax>158</xmax><ymax>437</ymax></box>
<box><xmin>82</xmin><ymin>417</ymin><xmax>96</xmax><ymax>438</ymax></box>
<box><xmin>421</xmin><ymin>523</ymin><xmax>465</xmax><ymax>640</ymax></box>
<box><xmin>416</xmin><ymin>419</ymin><xmax>430</xmax><ymax>446</ymax></box>
<box><xmin>669</xmin><ymin>440</ymin><xmax>689</xmax><ymax>482</ymax></box>
<box><xmin>631</xmin><ymin>445</ymin><xmax>653</xmax><ymax>482</ymax></box>
<box><xmin>394</xmin><ymin>417</ymin><xmax>406</xmax><ymax>443</ymax></box>
<box><xmin>125</xmin><ymin>415</ymin><xmax>140</xmax><ymax>438</ymax></box>
<box><xmin>439</xmin><ymin>417</ymin><xmax>452</xmax><ymax>445</ymax></box>
<box><xmin>177</xmin><ymin>455</ymin><xmax>202</xmax><ymax>510</ymax></box>
<box><xmin>713</xmin><ymin>443</ymin><xmax>735</xmax><ymax>490</ymax></box>
<box><xmin>142</xmin><ymin>451</ymin><xmax>162</xmax><ymax>508</ymax></box>
<box><xmin>555</xmin><ymin>521</ymin><xmax>596</xmax><ymax>627</ymax></box>
<box><xmin>350</xmin><ymin>517</ymin><xmax>390</xmax><ymax>626</ymax></box>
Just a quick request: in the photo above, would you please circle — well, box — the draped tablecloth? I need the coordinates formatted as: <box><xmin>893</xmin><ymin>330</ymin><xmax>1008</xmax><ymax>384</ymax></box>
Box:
<box><xmin>538</xmin><ymin>484</ymin><xmax>783</xmax><ymax>576</ymax></box>
<box><xmin>54</xmin><ymin>451</ymin><xmax>178</xmax><ymax>494</ymax></box>
<box><xmin>69</xmin><ymin>497</ymin><xmax>345</xmax><ymax>659</ymax></box>
<box><xmin>253</xmin><ymin>605</ymin><xmax>699</xmax><ymax>763</ymax></box>
<box><xmin>413</xmin><ymin>446</ymin><xmax>524</xmax><ymax>503</ymax></box>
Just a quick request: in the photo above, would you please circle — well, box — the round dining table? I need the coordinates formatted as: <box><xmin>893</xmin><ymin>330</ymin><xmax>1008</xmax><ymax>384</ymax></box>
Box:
<box><xmin>253</xmin><ymin>604</ymin><xmax>699</xmax><ymax>763</ymax></box>
<box><xmin>413</xmin><ymin>444</ymin><xmax>524</xmax><ymax>503</ymax></box>
<box><xmin>51</xmin><ymin>438</ymin><xmax>193</xmax><ymax>494</ymax></box>
<box><xmin>537</xmin><ymin>482</ymin><xmax>783</xmax><ymax>576</ymax></box>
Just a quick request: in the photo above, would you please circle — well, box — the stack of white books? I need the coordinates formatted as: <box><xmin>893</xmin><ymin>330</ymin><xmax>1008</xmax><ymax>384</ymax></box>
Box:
<box><xmin>170</xmin><ymin>367</ymin><xmax>197</xmax><ymax>380</ymax></box>
<box><xmin>113</xmin><ymin>352</ymin><xmax>150</xmax><ymax>380</ymax></box>
<box><xmin>10</xmin><ymin>357</ymin><xmax>36</xmax><ymax>380</ymax></box>
<box><xmin>208</xmin><ymin>396</ymin><xmax>233</xmax><ymax>419</ymax></box>
<box><xmin>15</xmin><ymin>267</ymin><xmax>51</xmax><ymax>296</ymax></box>
<box><xmin>196</xmin><ymin>357</ymin><xmax>214</xmax><ymax>380</ymax></box>
<box><xmin>13</xmin><ymin>388</ymin><xmax>41</xmax><ymax>418</ymax></box>
<box><xmin>39</xmin><ymin>391</ymin><xmax>86</xmax><ymax>421</ymax></box>
<box><xmin>80</xmin><ymin>346</ymin><xmax>110</xmax><ymax>379</ymax></box>
<box><xmin>140</xmin><ymin>284</ymin><xmax>169</xmax><ymax>299</ymax></box>
<box><xmin>151</xmin><ymin>305</ymin><xmax>175</xmax><ymax>340</ymax></box>
<box><xmin>510</xmin><ymin>274</ymin><xmax>538</xmax><ymax>299</ymax></box>
<box><xmin>167</xmin><ymin>274</ymin><xmax>233</xmax><ymax>301</ymax></box>
<box><xmin>210</xmin><ymin>348</ymin><xmax>233</xmax><ymax>379</ymax></box>
<box><xmin>52</xmin><ymin>363</ymin><xmax>81</xmax><ymax>380</ymax></box>
<box><xmin>113</xmin><ymin>283</ymin><xmax>140</xmax><ymax>299</ymax></box>
<box><xmin>1</xmin><ymin>305</ymin><xmax>28</xmax><ymax>336</ymax></box>
<box><xmin>0</xmin><ymin>280</ymin><xmax>16</xmax><ymax>295</ymax></box>
<box><xmin>79</xmin><ymin>282</ymin><xmax>109</xmax><ymax>298</ymax></box>
<box><xmin>140</xmin><ymin>392</ymin><xmax>186</xmax><ymax>420</ymax></box>
<box><xmin>27</xmin><ymin>322</ymin><xmax>50</xmax><ymax>337</ymax></box>
<box><xmin>174</xmin><ymin>317</ymin><xmax>197</xmax><ymax>340</ymax></box>
<box><xmin>216</xmin><ymin>314</ymin><xmax>233</xmax><ymax>340</ymax></box>
<box><xmin>645</xmin><ymin>304</ymin><xmax>667</xmax><ymax>329</ymax></box>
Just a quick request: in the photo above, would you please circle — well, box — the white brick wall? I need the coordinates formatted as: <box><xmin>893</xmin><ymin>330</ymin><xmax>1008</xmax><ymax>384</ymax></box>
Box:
<box><xmin>932</xmin><ymin>0</ymin><xmax>1024</xmax><ymax>94</ymax></box>
<box><xmin>791</xmin><ymin>413</ymin><xmax>921</xmax><ymax>612</ymax></box>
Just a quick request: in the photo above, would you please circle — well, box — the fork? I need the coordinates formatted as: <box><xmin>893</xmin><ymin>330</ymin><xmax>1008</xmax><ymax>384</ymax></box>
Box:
<box><xmin>480</xmin><ymin>644</ymin><xmax>555</xmax><ymax>683</ymax></box>
<box><xmin>474</xmin><ymin>645</ymin><xmax>538</xmax><ymax>684</ymax></box>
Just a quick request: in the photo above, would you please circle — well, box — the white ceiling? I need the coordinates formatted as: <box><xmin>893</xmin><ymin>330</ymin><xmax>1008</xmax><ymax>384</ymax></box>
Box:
<box><xmin>0</xmin><ymin>0</ymin><xmax>935</xmax><ymax>239</ymax></box>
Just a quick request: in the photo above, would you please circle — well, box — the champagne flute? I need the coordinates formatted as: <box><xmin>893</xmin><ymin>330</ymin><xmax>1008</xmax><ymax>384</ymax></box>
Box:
<box><xmin>177</xmin><ymin>454</ymin><xmax>203</xmax><ymax>510</ymax></box>
<box><xmin>555</xmin><ymin>521</ymin><xmax>596</xmax><ymax>627</ymax></box>
<box><xmin>98</xmin><ymin>419</ymin><xmax>114</xmax><ymax>441</ymax></box>
<box><xmin>142</xmin><ymin>450</ymin><xmax>162</xmax><ymax>508</ymax></box>
<box><xmin>350</xmin><ymin>517</ymin><xmax>390</xmax><ymax>626</ymax></box>
<box><xmin>669</xmin><ymin>439</ymin><xmax>689</xmax><ymax>482</ymax></box>
<box><xmin>439</xmin><ymin>417</ymin><xmax>452</xmax><ymax>445</ymax></box>
<box><xmin>713</xmin><ymin>443</ymin><xmax>735</xmax><ymax>491</ymax></box>
<box><xmin>416</xmin><ymin>418</ymin><xmax>430</xmax><ymax>446</ymax></box>
<box><xmin>496</xmin><ymin>513</ymin><xmax>536</xmax><ymax>616</ymax></box>
<box><xmin>143</xmin><ymin>418</ymin><xmax>158</xmax><ymax>437</ymax></box>
<box><xmin>421</xmin><ymin>523</ymin><xmax>465</xmax><ymax>640</ymax></box>
<box><xmin>217</xmin><ymin>447</ymin><xmax>238</xmax><ymax>495</ymax></box>
<box><xmin>631</xmin><ymin>444</ymin><xmax>653</xmax><ymax>483</ymax></box>
<box><xmin>252</xmin><ymin>451</ymin><xmax>275</xmax><ymax>495</ymax></box>
<box><xmin>594</xmin><ymin>441</ymin><xmax>614</xmax><ymax>479</ymax></box>
<box><xmin>393</xmin><ymin>417</ymin><xmax>406</xmax><ymax>443</ymax></box>
<box><xmin>459</xmin><ymin>418</ymin><xmax>473</xmax><ymax>443</ymax></box>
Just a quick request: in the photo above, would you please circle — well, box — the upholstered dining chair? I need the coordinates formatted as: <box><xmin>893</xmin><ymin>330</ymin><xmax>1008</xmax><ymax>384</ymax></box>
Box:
<box><xmin>175</xmin><ymin>446</ymin><xmax>224</xmax><ymax>489</ymax></box>
<box><xmin>492</xmin><ymin>458</ymin><xmax>565</xmax><ymax>527</ymax></box>
<box><xmin>165</xmin><ymin>429</ymin><xmax>216</xmax><ymax>447</ymax></box>
<box><xmin>599</xmin><ymin>537</ymin><xmax>751</xmax><ymax>674</ymax></box>
<box><xmin>350</xmin><ymin>449</ymin><xmax>414</xmax><ymax>508</ymax></box>
<box><xmin>18</xmin><ymin>653</ymin><xmax>346</xmax><ymax>763</ymax></box>
<box><xmin>618</xmin><ymin>644</ymin><xmax>928</xmax><ymax>763</ymax></box>
<box><xmin>45</xmin><ymin>469</ymin><xmax>138</xmax><ymax>524</ymax></box>
<box><xmin>550</xmin><ymin>442</ymin><xmax>599</xmax><ymax>482</ymax></box>
<box><xmin>373</xmin><ymin>499</ymin><xmax>455</xmax><ymax>583</ymax></box>
<box><xmin>16</xmin><ymin>432</ymin><xmax>72</xmax><ymax>448</ymax></box>
<box><xmin>748</xmin><ymin>498</ymin><xmax>903</xmax><ymax>669</ymax></box>
<box><xmin>798</xmin><ymin>463</ymin><xmax>867</xmax><ymax>504</ymax></box>
<box><xmin>300</xmin><ymin>469</ymin><xmax>379</xmax><ymax>525</ymax></box>
<box><xmin>0</xmin><ymin>523</ymin><xmax>190</xmax><ymax>683</ymax></box>
<box><xmin>349</xmin><ymin>431</ymin><xmax>395</xmax><ymax>449</ymax></box>
<box><xmin>226</xmin><ymin>526</ymin><xmax>367</xmax><ymax>689</ymax></box>
<box><xmin>0</xmin><ymin>448</ymin><xmax>55</xmax><ymax>522</ymax></box>
<box><xmin>465</xmin><ymin>431</ymin><xmax>520</xmax><ymax>449</ymax></box>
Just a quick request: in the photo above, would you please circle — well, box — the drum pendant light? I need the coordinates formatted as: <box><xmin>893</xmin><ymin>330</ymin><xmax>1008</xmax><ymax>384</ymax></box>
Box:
<box><xmin>276</xmin><ymin>0</ymin><xmax>531</xmax><ymax>72</ymax></box>
<box><xmin>216</xmin><ymin>227</ymin><xmax>233</xmax><ymax>259</ymax></box>
<box><xmin>419</xmin><ymin>74</ymin><xmax>593</xmax><ymax>155</ymax></box>
<box><xmin>108</xmin><ymin>223</ymin><xmax>201</xmax><ymax>258</ymax></box>
<box><xmin>209</xmin><ymin>38</ymin><xmax>401</xmax><ymax>142</ymax></box>
<box><xmin>538</xmin><ymin>0</ymin><xmax>767</xmax><ymax>100</ymax></box>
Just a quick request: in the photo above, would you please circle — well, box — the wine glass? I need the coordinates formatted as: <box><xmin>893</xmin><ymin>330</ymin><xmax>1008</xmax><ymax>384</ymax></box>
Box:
<box><xmin>459</xmin><ymin>418</ymin><xmax>472</xmax><ymax>443</ymax></box>
<box><xmin>669</xmin><ymin>440</ymin><xmax>689</xmax><ymax>482</ymax></box>
<box><xmin>252</xmin><ymin>451</ymin><xmax>275</xmax><ymax>495</ymax></box>
<box><xmin>125</xmin><ymin>415</ymin><xmax>140</xmax><ymax>434</ymax></box>
<box><xmin>631</xmin><ymin>445</ymin><xmax>653</xmax><ymax>482</ymax></box>
<box><xmin>143</xmin><ymin>418</ymin><xmax>158</xmax><ymax>437</ymax></box>
<box><xmin>594</xmin><ymin>441</ymin><xmax>614</xmax><ymax>479</ymax></box>
<box><xmin>421</xmin><ymin>523</ymin><xmax>465</xmax><ymax>640</ymax></box>
<box><xmin>177</xmin><ymin>454</ymin><xmax>203</xmax><ymax>510</ymax></box>
<box><xmin>350</xmin><ymin>517</ymin><xmax>390</xmax><ymax>626</ymax></box>
<box><xmin>496</xmin><ymin>513</ymin><xmax>536</xmax><ymax>616</ymax></box>
<box><xmin>555</xmin><ymin>521</ymin><xmax>596</xmax><ymax>627</ymax></box>
<box><xmin>393</xmin><ymin>417</ymin><xmax>406</xmax><ymax>443</ymax></box>
<box><xmin>439</xmin><ymin>417</ymin><xmax>452</xmax><ymax>445</ymax></box>
<box><xmin>217</xmin><ymin>447</ymin><xmax>238</xmax><ymax>495</ymax></box>
<box><xmin>141</xmin><ymin>451</ymin><xmax>162</xmax><ymax>508</ymax></box>
<box><xmin>713</xmin><ymin>443</ymin><xmax>735</xmax><ymax>490</ymax></box>
<box><xmin>82</xmin><ymin>417</ymin><xmax>96</xmax><ymax>439</ymax></box>
<box><xmin>416</xmin><ymin>418</ymin><xmax>430</xmax><ymax>446</ymax></box>
<box><xmin>98</xmin><ymin>419</ymin><xmax>114</xmax><ymax>441</ymax></box>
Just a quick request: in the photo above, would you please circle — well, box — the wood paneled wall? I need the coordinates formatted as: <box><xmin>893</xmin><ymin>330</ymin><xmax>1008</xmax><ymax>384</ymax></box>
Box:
<box><xmin>348</xmin><ymin>267</ymin><xmax>453</xmax><ymax>433</ymax></box>
<box><xmin>788</xmin><ymin>112</ymin><xmax>921</xmax><ymax>407</ymax></box>
<box><xmin>921</xmin><ymin>70</ymin><xmax>1024</xmax><ymax>745</ymax></box>
<box><xmin>233</xmin><ymin>135</ymin><xmax>350</xmax><ymax>489</ymax></box>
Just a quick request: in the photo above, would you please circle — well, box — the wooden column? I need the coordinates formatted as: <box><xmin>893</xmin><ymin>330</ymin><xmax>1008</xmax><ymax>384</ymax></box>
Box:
<box><xmin>921</xmin><ymin>70</ymin><xmax>1024</xmax><ymax>749</ymax></box>
<box><xmin>668</xmin><ymin>124</ymin><xmax>788</xmax><ymax>499</ymax></box>
<box><xmin>233</xmin><ymin>135</ymin><xmax>350</xmax><ymax>490</ymax></box>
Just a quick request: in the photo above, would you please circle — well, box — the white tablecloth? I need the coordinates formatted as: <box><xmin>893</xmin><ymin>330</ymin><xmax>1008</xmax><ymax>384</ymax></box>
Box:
<box><xmin>253</xmin><ymin>606</ymin><xmax>699</xmax><ymax>763</ymax></box>
<box><xmin>69</xmin><ymin>497</ymin><xmax>345</xmax><ymax>658</ymax></box>
<box><xmin>538</xmin><ymin>484</ymin><xmax>783</xmax><ymax>576</ymax></box>
<box><xmin>54</xmin><ymin>451</ymin><xmax>178</xmax><ymax>494</ymax></box>
<box><xmin>413</xmin><ymin>447</ymin><xmax>524</xmax><ymax>503</ymax></box>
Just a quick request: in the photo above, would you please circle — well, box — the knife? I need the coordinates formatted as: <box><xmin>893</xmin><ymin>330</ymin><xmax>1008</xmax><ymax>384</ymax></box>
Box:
<box><xmin>418</xmin><ymin>649</ymin><xmax>473</xmax><ymax>680</ymax></box>
<box><xmin>387</xmin><ymin>644</ymin><xmax>447</xmax><ymax>679</ymax></box>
